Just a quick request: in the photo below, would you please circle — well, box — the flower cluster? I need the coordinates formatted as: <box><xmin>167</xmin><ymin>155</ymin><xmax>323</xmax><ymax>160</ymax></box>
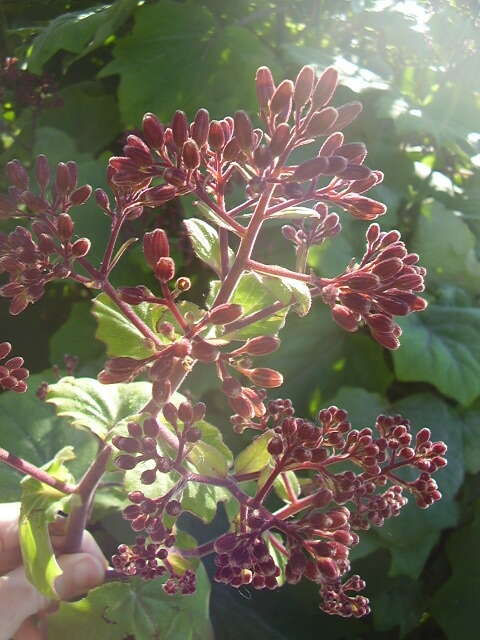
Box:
<box><xmin>0</xmin><ymin>57</ymin><xmax>62</xmax><ymax>112</ymax></box>
<box><xmin>0</xmin><ymin>341</ymin><xmax>29</xmax><ymax>392</ymax></box>
<box><xmin>319</xmin><ymin>223</ymin><xmax>427</xmax><ymax>349</ymax></box>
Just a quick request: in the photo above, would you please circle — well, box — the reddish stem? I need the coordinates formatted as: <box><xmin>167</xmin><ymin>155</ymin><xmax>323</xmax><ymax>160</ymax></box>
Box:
<box><xmin>0</xmin><ymin>447</ymin><xmax>76</xmax><ymax>494</ymax></box>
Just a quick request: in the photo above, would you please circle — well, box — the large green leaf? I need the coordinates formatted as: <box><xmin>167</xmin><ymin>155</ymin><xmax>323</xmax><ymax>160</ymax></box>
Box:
<box><xmin>430</xmin><ymin>499</ymin><xmax>480</xmax><ymax>639</ymax></box>
<box><xmin>99</xmin><ymin>0</ymin><xmax>277</xmax><ymax>125</ymax></box>
<box><xmin>47</xmin><ymin>563</ymin><xmax>213</xmax><ymax>640</ymax></box>
<box><xmin>0</xmin><ymin>373</ymin><xmax>97</xmax><ymax>501</ymax></box>
<box><xmin>393</xmin><ymin>305</ymin><xmax>480</xmax><ymax>406</ymax></box>
<box><xmin>183</xmin><ymin>218</ymin><xmax>233</xmax><ymax>275</ymax></box>
<box><xmin>47</xmin><ymin>377</ymin><xmax>152</xmax><ymax>440</ymax></box>
<box><xmin>50</xmin><ymin>301</ymin><xmax>105</xmax><ymax>367</ymax></box>
<box><xmin>410</xmin><ymin>201</ymin><xmax>480</xmax><ymax>294</ymax></box>
<box><xmin>19</xmin><ymin>447</ymin><xmax>75</xmax><ymax>598</ymax></box>
<box><xmin>27</xmin><ymin>0</ymin><xmax>138</xmax><ymax>73</ymax></box>
<box><xmin>461</xmin><ymin>410</ymin><xmax>480</xmax><ymax>474</ymax></box>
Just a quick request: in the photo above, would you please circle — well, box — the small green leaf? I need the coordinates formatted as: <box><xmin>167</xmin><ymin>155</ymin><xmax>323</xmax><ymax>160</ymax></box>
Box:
<box><xmin>240</xmin><ymin>206</ymin><xmax>321</xmax><ymax>223</ymax></box>
<box><xmin>266</xmin><ymin>533</ymin><xmax>288</xmax><ymax>586</ymax></box>
<box><xmin>47</xmin><ymin>563</ymin><xmax>213</xmax><ymax>640</ymax></box>
<box><xmin>273</xmin><ymin>471</ymin><xmax>301</xmax><ymax>503</ymax></box>
<box><xmin>393</xmin><ymin>305</ymin><xmax>480</xmax><ymax>406</ymax></box>
<box><xmin>184</xmin><ymin>218</ymin><xmax>233</xmax><ymax>274</ymax></box>
<box><xmin>47</xmin><ymin>377</ymin><xmax>152</xmax><ymax>440</ymax></box>
<box><xmin>262</xmin><ymin>274</ymin><xmax>312</xmax><ymax>317</ymax></box>
<box><xmin>234</xmin><ymin>431</ymin><xmax>273</xmax><ymax>475</ymax></box>
<box><xmin>19</xmin><ymin>447</ymin><xmax>75</xmax><ymax>598</ymax></box>
<box><xmin>189</xmin><ymin>440</ymin><xmax>229</xmax><ymax>478</ymax></box>
<box><xmin>209</xmin><ymin>273</ymin><xmax>288</xmax><ymax>340</ymax></box>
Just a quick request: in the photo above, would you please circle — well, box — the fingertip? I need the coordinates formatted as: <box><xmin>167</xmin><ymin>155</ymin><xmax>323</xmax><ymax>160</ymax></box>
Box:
<box><xmin>55</xmin><ymin>553</ymin><xmax>105</xmax><ymax>600</ymax></box>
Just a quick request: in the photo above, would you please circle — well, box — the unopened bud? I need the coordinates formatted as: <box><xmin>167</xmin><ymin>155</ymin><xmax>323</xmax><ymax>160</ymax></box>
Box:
<box><xmin>142</xmin><ymin>113</ymin><xmax>164</xmax><ymax>148</ymax></box>
<box><xmin>118</xmin><ymin>285</ymin><xmax>150</xmax><ymax>305</ymax></box>
<box><xmin>57</xmin><ymin>213</ymin><xmax>74</xmax><ymax>242</ymax></box>
<box><xmin>35</xmin><ymin>155</ymin><xmax>50</xmax><ymax>191</ymax></box>
<box><xmin>294</xmin><ymin>65</ymin><xmax>316</xmax><ymax>108</ymax></box>
<box><xmin>255</xmin><ymin>66</ymin><xmax>275</xmax><ymax>110</ymax></box>
<box><xmin>234</xmin><ymin>110</ymin><xmax>254</xmax><ymax>152</ymax></box>
<box><xmin>143</xmin><ymin>229</ymin><xmax>170</xmax><ymax>267</ymax></box>
<box><xmin>37</xmin><ymin>233</ymin><xmax>56</xmax><ymax>254</ymax></box>
<box><xmin>253</xmin><ymin>145</ymin><xmax>272</xmax><ymax>170</ymax></box>
<box><xmin>244</xmin><ymin>367</ymin><xmax>283</xmax><ymax>388</ymax></box>
<box><xmin>331</xmin><ymin>305</ymin><xmax>358</xmax><ymax>332</ymax></box>
<box><xmin>223</xmin><ymin>138</ymin><xmax>241</xmax><ymax>162</ymax></box>
<box><xmin>311</xmin><ymin>67</ymin><xmax>338</xmax><ymax>109</ymax></box>
<box><xmin>269</xmin><ymin>123</ymin><xmax>291</xmax><ymax>156</ymax></box>
<box><xmin>293</xmin><ymin>156</ymin><xmax>329</xmax><ymax>181</ymax></box>
<box><xmin>330</xmin><ymin>101</ymin><xmax>363</xmax><ymax>132</ymax></box>
<box><xmin>70</xmin><ymin>184</ymin><xmax>92</xmax><ymax>206</ymax></box>
<box><xmin>164</xmin><ymin>167</ymin><xmax>187</xmax><ymax>187</ymax></box>
<box><xmin>267</xmin><ymin>435</ymin><xmax>284</xmax><ymax>456</ymax></box>
<box><xmin>304</xmin><ymin>108</ymin><xmax>338</xmax><ymax>137</ymax></box>
<box><xmin>191</xmin><ymin>108</ymin><xmax>210</xmax><ymax>147</ymax></box>
<box><xmin>182</xmin><ymin>139</ymin><xmax>201</xmax><ymax>170</ymax></box>
<box><xmin>154</xmin><ymin>257</ymin><xmax>175</xmax><ymax>282</ymax></box>
<box><xmin>208</xmin><ymin>121</ymin><xmax>225</xmax><ymax>151</ymax></box>
<box><xmin>163</xmin><ymin>402</ymin><xmax>178</xmax><ymax>426</ymax></box>
<box><xmin>71</xmin><ymin>237</ymin><xmax>91</xmax><ymax>258</ymax></box>
<box><xmin>178</xmin><ymin>401</ymin><xmax>193</xmax><ymax>424</ymax></box>
<box><xmin>142</xmin><ymin>184</ymin><xmax>177</xmax><ymax>207</ymax></box>
<box><xmin>55</xmin><ymin>162</ymin><xmax>71</xmax><ymax>194</ymax></box>
<box><xmin>95</xmin><ymin>188</ymin><xmax>110</xmax><ymax>212</ymax></box>
<box><xmin>172</xmin><ymin>110</ymin><xmax>189</xmax><ymax>148</ymax></box>
<box><xmin>191</xmin><ymin>337</ymin><xmax>219</xmax><ymax>362</ymax></box>
<box><xmin>6</xmin><ymin>160</ymin><xmax>29</xmax><ymax>190</ymax></box>
<box><xmin>176</xmin><ymin>277</ymin><xmax>191</xmax><ymax>291</ymax></box>
<box><xmin>242</xmin><ymin>336</ymin><xmax>280</xmax><ymax>356</ymax></box>
<box><xmin>209</xmin><ymin>303</ymin><xmax>243</xmax><ymax>325</ymax></box>
<box><xmin>270</xmin><ymin>79</ymin><xmax>294</xmax><ymax>115</ymax></box>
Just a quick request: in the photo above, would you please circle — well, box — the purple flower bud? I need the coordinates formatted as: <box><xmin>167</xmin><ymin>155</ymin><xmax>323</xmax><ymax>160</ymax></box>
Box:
<box><xmin>208</xmin><ymin>120</ymin><xmax>225</xmax><ymax>151</ymax></box>
<box><xmin>293</xmin><ymin>156</ymin><xmax>329</xmax><ymax>181</ymax></box>
<box><xmin>311</xmin><ymin>67</ymin><xmax>338</xmax><ymax>109</ymax></box>
<box><xmin>182</xmin><ymin>139</ymin><xmax>201</xmax><ymax>170</ymax></box>
<box><xmin>305</xmin><ymin>108</ymin><xmax>338</xmax><ymax>137</ymax></box>
<box><xmin>35</xmin><ymin>155</ymin><xmax>50</xmax><ymax>192</ymax></box>
<box><xmin>294</xmin><ymin>65</ymin><xmax>316</xmax><ymax>108</ymax></box>
<box><xmin>70</xmin><ymin>184</ymin><xmax>92</xmax><ymax>206</ymax></box>
<box><xmin>255</xmin><ymin>66</ymin><xmax>275</xmax><ymax>110</ymax></box>
<box><xmin>172</xmin><ymin>110</ymin><xmax>189</xmax><ymax>148</ymax></box>
<box><xmin>270</xmin><ymin>79</ymin><xmax>294</xmax><ymax>115</ymax></box>
<box><xmin>234</xmin><ymin>110</ymin><xmax>254</xmax><ymax>152</ymax></box>
<box><xmin>71</xmin><ymin>237</ymin><xmax>91</xmax><ymax>258</ymax></box>
<box><xmin>143</xmin><ymin>113</ymin><xmax>165</xmax><ymax>149</ymax></box>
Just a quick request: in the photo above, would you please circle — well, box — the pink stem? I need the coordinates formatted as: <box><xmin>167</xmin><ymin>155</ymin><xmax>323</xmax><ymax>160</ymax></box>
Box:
<box><xmin>0</xmin><ymin>447</ymin><xmax>76</xmax><ymax>494</ymax></box>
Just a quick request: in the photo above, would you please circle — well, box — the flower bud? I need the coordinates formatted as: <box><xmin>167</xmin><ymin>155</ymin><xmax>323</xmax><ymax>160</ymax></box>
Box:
<box><xmin>371</xmin><ymin>330</ymin><xmax>400</xmax><ymax>350</ymax></box>
<box><xmin>342</xmin><ymin>272</ymin><xmax>380</xmax><ymax>290</ymax></box>
<box><xmin>366</xmin><ymin>313</ymin><xmax>394</xmax><ymax>333</ymax></box>
<box><xmin>172</xmin><ymin>110</ymin><xmax>189</xmax><ymax>148</ymax></box>
<box><xmin>37</xmin><ymin>233</ymin><xmax>56</xmax><ymax>254</ymax></box>
<box><xmin>23</xmin><ymin>191</ymin><xmax>48</xmax><ymax>213</ymax></box>
<box><xmin>178</xmin><ymin>401</ymin><xmax>193</xmax><ymax>424</ymax></box>
<box><xmin>182</xmin><ymin>139</ymin><xmax>201</xmax><ymax>170</ymax></box>
<box><xmin>304</xmin><ymin>108</ymin><xmax>338</xmax><ymax>137</ymax></box>
<box><xmin>244</xmin><ymin>367</ymin><xmax>283</xmax><ymax>388</ymax></box>
<box><xmin>319</xmin><ymin>132</ymin><xmax>344</xmax><ymax>157</ymax></box>
<box><xmin>171</xmin><ymin>339</ymin><xmax>191</xmax><ymax>357</ymax></box>
<box><xmin>95</xmin><ymin>188</ymin><xmax>110</xmax><ymax>212</ymax></box>
<box><xmin>163</xmin><ymin>167</ymin><xmax>187</xmax><ymax>187</ymax></box>
<box><xmin>35</xmin><ymin>155</ymin><xmax>50</xmax><ymax>191</ymax></box>
<box><xmin>255</xmin><ymin>66</ymin><xmax>275</xmax><ymax>110</ymax></box>
<box><xmin>340</xmin><ymin>194</ymin><xmax>386</xmax><ymax>220</ymax></box>
<box><xmin>270</xmin><ymin>79</ymin><xmax>294</xmax><ymax>115</ymax></box>
<box><xmin>142</xmin><ymin>184</ymin><xmax>177</xmax><ymax>207</ymax></box>
<box><xmin>339</xmin><ymin>164</ymin><xmax>371</xmax><ymax>181</ymax></box>
<box><xmin>142</xmin><ymin>113</ymin><xmax>165</xmax><ymax>148</ymax></box>
<box><xmin>234</xmin><ymin>110</ymin><xmax>254</xmax><ymax>152</ymax></box>
<box><xmin>118</xmin><ymin>285</ymin><xmax>151</xmax><ymax>305</ymax></box>
<box><xmin>143</xmin><ymin>229</ymin><xmax>170</xmax><ymax>267</ymax></box>
<box><xmin>71</xmin><ymin>237</ymin><xmax>91</xmax><ymax>258</ymax></box>
<box><xmin>208</xmin><ymin>121</ymin><xmax>225</xmax><ymax>151</ymax></box>
<box><xmin>70</xmin><ymin>184</ymin><xmax>92</xmax><ymax>206</ymax></box>
<box><xmin>191</xmin><ymin>108</ymin><xmax>210</xmax><ymax>147</ymax></box>
<box><xmin>55</xmin><ymin>162</ymin><xmax>71</xmax><ymax>195</ymax></box>
<box><xmin>223</xmin><ymin>138</ymin><xmax>241</xmax><ymax>162</ymax></box>
<box><xmin>331</xmin><ymin>305</ymin><xmax>358</xmax><ymax>332</ymax></box>
<box><xmin>166</xmin><ymin>500</ymin><xmax>182</xmax><ymax>516</ymax></box>
<box><xmin>253</xmin><ymin>145</ymin><xmax>272</xmax><ymax>170</ymax></box>
<box><xmin>57</xmin><ymin>213</ymin><xmax>74</xmax><ymax>242</ymax></box>
<box><xmin>329</xmin><ymin>101</ymin><xmax>363</xmax><ymax>132</ymax></box>
<box><xmin>6</xmin><ymin>160</ymin><xmax>29</xmax><ymax>190</ymax></box>
<box><xmin>185</xmin><ymin>426</ymin><xmax>201</xmax><ymax>442</ymax></box>
<box><xmin>163</xmin><ymin>402</ymin><xmax>178</xmax><ymax>426</ymax></box>
<box><xmin>311</xmin><ymin>67</ymin><xmax>338</xmax><ymax>109</ymax></box>
<box><xmin>294</xmin><ymin>65</ymin><xmax>316</xmax><ymax>108</ymax></box>
<box><xmin>267</xmin><ymin>435</ymin><xmax>284</xmax><ymax>455</ymax></box>
<box><xmin>325</xmin><ymin>155</ymin><xmax>348</xmax><ymax>175</ymax></box>
<box><xmin>115</xmin><ymin>455</ymin><xmax>138</xmax><ymax>470</ymax></box>
<box><xmin>293</xmin><ymin>156</ymin><xmax>329</xmax><ymax>181</ymax></box>
<box><xmin>209</xmin><ymin>303</ymin><xmax>243</xmax><ymax>325</ymax></box>
<box><xmin>143</xmin><ymin>417</ymin><xmax>160</xmax><ymax>438</ymax></box>
<box><xmin>229</xmin><ymin>393</ymin><xmax>255</xmax><ymax>419</ymax></box>
<box><xmin>372</xmin><ymin>258</ymin><xmax>403</xmax><ymax>279</ymax></box>
<box><xmin>242</xmin><ymin>336</ymin><xmax>280</xmax><ymax>356</ymax></box>
<box><xmin>269</xmin><ymin>123</ymin><xmax>291</xmax><ymax>156</ymax></box>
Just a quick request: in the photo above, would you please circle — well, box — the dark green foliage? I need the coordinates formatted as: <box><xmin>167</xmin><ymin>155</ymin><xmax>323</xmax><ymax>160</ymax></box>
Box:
<box><xmin>1</xmin><ymin>0</ymin><xmax>479</xmax><ymax>637</ymax></box>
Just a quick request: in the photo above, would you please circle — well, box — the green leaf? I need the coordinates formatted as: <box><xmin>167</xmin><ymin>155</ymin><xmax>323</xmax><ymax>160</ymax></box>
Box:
<box><xmin>266</xmin><ymin>532</ymin><xmax>288</xmax><ymax>586</ymax></box>
<box><xmin>327</xmin><ymin>387</ymin><xmax>388</xmax><ymax>426</ymax></box>
<box><xmin>461</xmin><ymin>410</ymin><xmax>480</xmax><ymax>474</ymax></box>
<box><xmin>189</xmin><ymin>440</ymin><xmax>229</xmax><ymax>478</ymax></box>
<box><xmin>234</xmin><ymin>431</ymin><xmax>273</xmax><ymax>475</ymax></box>
<box><xmin>240</xmin><ymin>206</ymin><xmax>323</xmax><ymax>223</ymax></box>
<box><xmin>430</xmin><ymin>499</ymin><xmax>480</xmax><ymax>639</ymax></box>
<box><xmin>262</xmin><ymin>274</ymin><xmax>312</xmax><ymax>317</ymax></box>
<box><xmin>99</xmin><ymin>0</ymin><xmax>277</xmax><ymax>125</ymax></box>
<box><xmin>273</xmin><ymin>471</ymin><xmax>301</xmax><ymax>503</ymax></box>
<box><xmin>19</xmin><ymin>447</ymin><xmax>74</xmax><ymax>598</ymax></box>
<box><xmin>393</xmin><ymin>305</ymin><xmax>480</xmax><ymax>406</ymax></box>
<box><xmin>47</xmin><ymin>563</ymin><xmax>213</xmax><ymax>640</ymax></box>
<box><xmin>209</xmin><ymin>273</ymin><xmax>288</xmax><ymax>340</ymax></box>
<box><xmin>50</xmin><ymin>301</ymin><xmax>105</xmax><ymax>367</ymax></box>
<box><xmin>27</xmin><ymin>1</ymin><xmax>138</xmax><ymax>74</ymax></box>
<box><xmin>0</xmin><ymin>373</ymin><xmax>97</xmax><ymax>501</ymax></box>
<box><xmin>93</xmin><ymin>293</ymin><xmax>203</xmax><ymax>358</ymax></box>
<box><xmin>410</xmin><ymin>201</ymin><xmax>480</xmax><ymax>294</ymax></box>
<box><xmin>183</xmin><ymin>218</ymin><xmax>233</xmax><ymax>275</ymax></box>
<box><xmin>47</xmin><ymin>377</ymin><xmax>152</xmax><ymax>440</ymax></box>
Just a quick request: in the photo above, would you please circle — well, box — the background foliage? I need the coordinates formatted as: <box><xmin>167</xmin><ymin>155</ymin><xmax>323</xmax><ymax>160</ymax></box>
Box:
<box><xmin>1</xmin><ymin>0</ymin><xmax>479</xmax><ymax>638</ymax></box>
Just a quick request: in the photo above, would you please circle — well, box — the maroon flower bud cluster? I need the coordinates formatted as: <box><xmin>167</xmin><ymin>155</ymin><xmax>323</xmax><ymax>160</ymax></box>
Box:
<box><xmin>213</xmin><ymin>533</ymin><xmax>281</xmax><ymax>590</ymax></box>
<box><xmin>0</xmin><ymin>57</ymin><xmax>62</xmax><ymax>112</ymax></box>
<box><xmin>281</xmin><ymin>202</ymin><xmax>341</xmax><ymax>254</ymax></box>
<box><xmin>319</xmin><ymin>223</ymin><xmax>427</xmax><ymax>349</ymax></box>
<box><xmin>0</xmin><ymin>341</ymin><xmax>29</xmax><ymax>392</ymax></box>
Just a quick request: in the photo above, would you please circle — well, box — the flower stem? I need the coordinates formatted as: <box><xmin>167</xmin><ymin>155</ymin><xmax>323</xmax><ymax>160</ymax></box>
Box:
<box><xmin>0</xmin><ymin>447</ymin><xmax>76</xmax><ymax>494</ymax></box>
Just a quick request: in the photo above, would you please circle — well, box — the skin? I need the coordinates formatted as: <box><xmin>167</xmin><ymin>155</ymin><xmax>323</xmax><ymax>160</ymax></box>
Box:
<box><xmin>0</xmin><ymin>502</ymin><xmax>107</xmax><ymax>640</ymax></box>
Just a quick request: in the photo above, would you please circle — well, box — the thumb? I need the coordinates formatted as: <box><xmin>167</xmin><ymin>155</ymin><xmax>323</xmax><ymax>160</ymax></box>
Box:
<box><xmin>54</xmin><ymin>552</ymin><xmax>106</xmax><ymax>600</ymax></box>
<box><xmin>0</xmin><ymin>553</ymin><xmax>105</xmax><ymax>640</ymax></box>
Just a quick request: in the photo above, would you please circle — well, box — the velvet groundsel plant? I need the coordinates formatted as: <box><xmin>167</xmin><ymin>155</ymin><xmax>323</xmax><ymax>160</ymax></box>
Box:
<box><xmin>0</xmin><ymin>64</ymin><xmax>447</xmax><ymax>621</ymax></box>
